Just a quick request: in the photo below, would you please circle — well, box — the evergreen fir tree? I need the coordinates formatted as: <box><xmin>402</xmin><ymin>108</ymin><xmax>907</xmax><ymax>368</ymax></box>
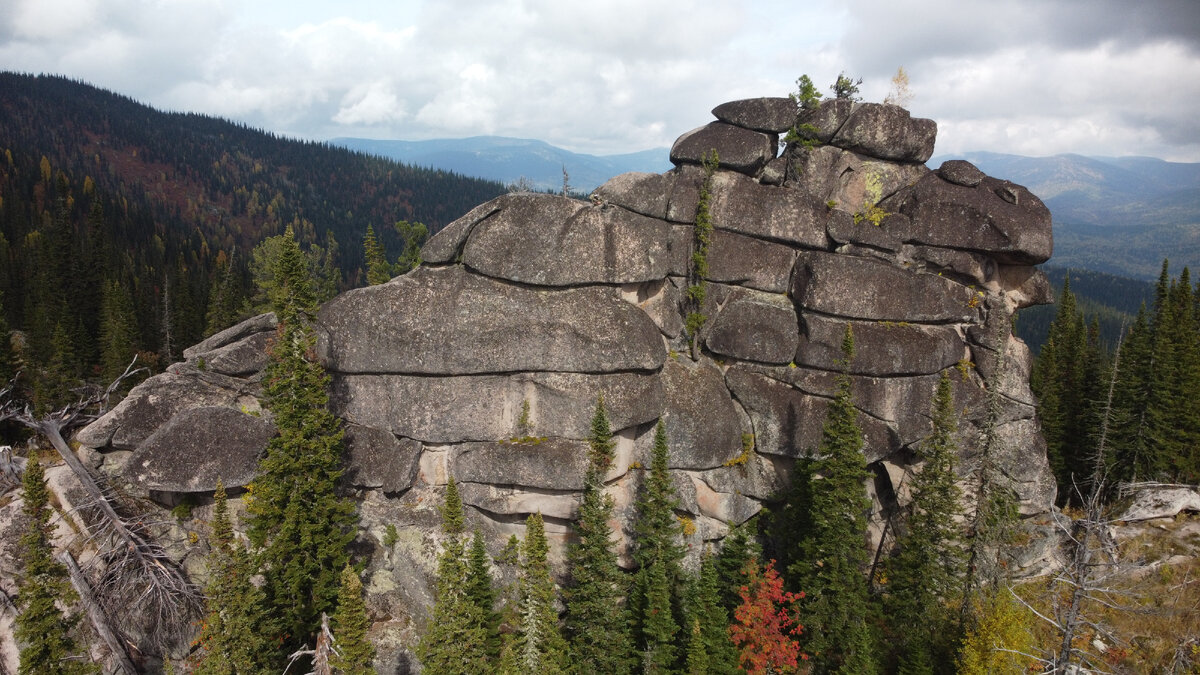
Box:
<box><xmin>394</xmin><ymin>220</ymin><xmax>427</xmax><ymax>275</ymax></box>
<box><xmin>331</xmin><ymin>565</ymin><xmax>376</xmax><ymax>675</ymax></box>
<box><xmin>631</xmin><ymin>421</ymin><xmax>684</xmax><ymax>670</ymax></box>
<box><xmin>98</xmin><ymin>279</ymin><xmax>139</xmax><ymax>383</ymax></box>
<box><xmin>246</xmin><ymin>225</ymin><xmax>357</xmax><ymax>660</ymax></box>
<box><xmin>362</xmin><ymin>225</ymin><xmax>391</xmax><ymax>286</ymax></box>
<box><xmin>416</xmin><ymin>478</ymin><xmax>492</xmax><ymax>675</ymax></box>
<box><xmin>714</xmin><ymin>520</ymin><xmax>759</xmax><ymax>614</ymax></box>
<box><xmin>204</xmin><ymin>251</ymin><xmax>244</xmax><ymax>337</ymax></box>
<box><xmin>0</xmin><ymin>290</ymin><xmax>13</xmax><ymax>385</ymax></box>
<box><xmin>465</xmin><ymin>529</ymin><xmax>502</xmax><ymax>659</ymax></box>
<box><xmin>683</xmin><ymin>553</ymin><xmax>740</xmax><ymax>675</ymax></box>
<box><xmin>784</xmin><ymin>325</ymin><xmax>879</xmax><ymax>674</ymax></box>
<box><xmin>884</xmin><ymin>373</ymin><xmax>966</xmax><ymax>674</ymax></box>
<box><xmin>1109</xmin><ymin>305</ymin><xmax>1155</xmax><ymax>482</ymax></box>
<box><xmin>33</xmin><ymin>322</ymin><xmax>79</xmax><ymax>416</ymax></box>
<box><xmin>193</xmin><ymin>480</ymin><xmax>272</xmax><ymax>675</ymax></box>
<box><xmin>517</xmin><ymin>512</ymin><xmax>568</xmax><ymax>674</ymax></box>
<box><xmin>15</xmin><ymin>457</ymin><xmax>94</xmax><ymax>675</ymax></box>
<box><xmin>563</xmin><ymin>396</ymin><xmax>632</xmax><ymax>673</ymax></box>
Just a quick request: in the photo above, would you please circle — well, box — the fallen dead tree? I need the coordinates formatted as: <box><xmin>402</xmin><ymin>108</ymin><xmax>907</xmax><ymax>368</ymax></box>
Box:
<box><xmin>0</xmin><ymin>362</ymin><xmax>202</xmax><ymax>662</ymax></box>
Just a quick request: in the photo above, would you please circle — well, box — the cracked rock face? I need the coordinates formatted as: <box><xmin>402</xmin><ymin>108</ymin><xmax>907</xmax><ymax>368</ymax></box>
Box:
<box><xmin>76</xmin><ymin>96</ymin><xmax>1056</xmax><ymax>662</ymax></box>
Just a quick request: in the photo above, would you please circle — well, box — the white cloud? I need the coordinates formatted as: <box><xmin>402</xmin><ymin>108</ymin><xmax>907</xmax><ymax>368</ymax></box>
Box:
<box><xmin>1</xmin><ymin>0</ymin><xmax>1197</xmax><ymax>159</ymax></box>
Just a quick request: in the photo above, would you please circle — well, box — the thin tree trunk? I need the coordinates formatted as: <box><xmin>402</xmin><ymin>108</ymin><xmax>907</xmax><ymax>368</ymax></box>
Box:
<box><xmin>59</xmin><ymin>551</ymin><xmax>138</xmax><ymax>675</ymax></box>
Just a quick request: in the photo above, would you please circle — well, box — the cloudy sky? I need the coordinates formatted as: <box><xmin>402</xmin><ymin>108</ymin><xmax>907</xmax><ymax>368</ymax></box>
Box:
<box><xmin>3</xmin><ymin>0</ymin><xmax>1199</xmax><ymax>161</ymax></box>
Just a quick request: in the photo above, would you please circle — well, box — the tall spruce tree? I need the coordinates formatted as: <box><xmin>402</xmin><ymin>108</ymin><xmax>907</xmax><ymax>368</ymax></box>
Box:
<box><xmin>683</xmin><ymin>553</ymin><xmax>740</xmax><ymax>674</ymax></box>
<box><xmin>631</xmin><ymin>421</ymin><xmax>685</xmax><ymax>671</ymax></box>
<box><xmin>330</xmin><ymin>565</ymin><xmax>376</xmax><ymax>675</ymax></box>
<box><xmin>1109</xmin><ymin>305</ymin><xmax>1155</xmax><ymax>482</ymax></box>
<box><xmin>465</xmin><ymin>529</ymin><xmax>502</xmax><ymax>660</ymax></box>
<box><xmin>192</xmin><ymin>479</ymin><xmax>272</xmax><ymax>675</ymax></box>
<box><xmin>362</xmin><ymin>225</ymin><xmax>391</xmax><ymax>286</ymax></box>
<box><xmin>563</xmin><ymin>396</ymin><xmax>632</xmax><ymax>673</ymax></box>
<box><xmin>517</xmin><ymin>512</ymin><xmax>569</xmax><ymax>674</ymax></box>
<box><xmin>416</xmin><ymin>478</ymin><xmax>493</xmax><ymax>675</ymax></box>
<box><xmin>884</xmin><ymin>373</ymin><xmax>965</xmax><ymax>674</ymax></box>
<box><xmin>98</xmin><ymin>279</ymin><xmax>139</xmax><ymax>383</ymax></box>
<box><xmin>784</xmin><ymin>325</ymin><xmax>878</xmax><ymax>674</ymax></box>
<box><xmin>246</xmin><ymin>225</ymin><xmax>357</xmax><ymax>660</ymax></box>
<box><xmin>15</xmin><ymin>457</ymin><xmax>94</xmax><ymax>675</ymax></box>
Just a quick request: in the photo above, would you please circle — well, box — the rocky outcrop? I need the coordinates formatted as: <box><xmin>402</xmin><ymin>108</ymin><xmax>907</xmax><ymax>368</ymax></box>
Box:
<box><xmin>75</xmin><ymin>93</ymin><xmax>1057</xmax><ymax>666</ymax></box>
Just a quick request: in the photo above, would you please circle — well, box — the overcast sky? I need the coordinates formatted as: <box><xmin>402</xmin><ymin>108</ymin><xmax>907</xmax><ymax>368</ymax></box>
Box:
<box><xmin>3</xmin><ymin>0</ymin><xmax>1199</xmax><ymax>161</ymax></box>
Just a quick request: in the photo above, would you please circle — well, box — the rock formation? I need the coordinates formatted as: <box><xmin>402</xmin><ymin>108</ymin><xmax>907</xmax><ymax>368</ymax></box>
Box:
<box><xmin>74</xmin><ymin>95</ymin><xmax>1057</xmax><ymax>664</ymax></box>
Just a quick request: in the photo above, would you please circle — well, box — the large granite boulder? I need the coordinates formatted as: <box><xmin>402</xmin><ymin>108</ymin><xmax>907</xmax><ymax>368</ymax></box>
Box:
<box><xmin>317</xmin><ymin>266</ymin><xmax>666</xmax><ymax>375</ymax></box>
<box><xmin>670</xmin><ymin>122</ymin><xmax>777</xmax><ymax>174</ymax></box>
<box><xmin>882</xmin><ymin>167</ymin><xmax>1053</xmax><ymax>264</ymax></box>
<box><xmin>71</xmin><ymin>92</ymin><xmax>1060</xmax><ymax>667</ymax></box>
<box><xmin>123</xmin><ymin>406</ymin><xmax>276</xmax><ymax>492</ymax></box>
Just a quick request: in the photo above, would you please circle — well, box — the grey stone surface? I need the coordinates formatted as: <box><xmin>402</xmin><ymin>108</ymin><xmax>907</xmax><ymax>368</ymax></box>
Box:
<box><xmin>712</xmin><ymin>97</ymin><xmax>797</xmax><ymax>134</ymax></box>
<box><xmin>725</xmin><ymin>367</ymin><xmax>895</xmax><ymax>463</ymax></box>
<box><xmin>318</xmin><ymin>266</ymin><xmax>666</xmax><ymax>375</ymax></box>
<box><xmin>421</xmin><ymin>199</ymin><xmax>505</xmax><ymax>264</ymax></box>
<box><xmin>592</xmin><ymin>171</ymin><xmax>672</xmax><ymax>220</ymax></box>
<box><xmin>333</xmin><ymin>371</ymin><xmax>665</xmax><ymax>443</ymax></box>
<box><xmin>705</xmin><ymin>290</ymin><xmax>799</xmax><ymax>365</ymax></box>
<box><xmin>188</xmin><ymin>331</ymin><xmax>272</xmax><ymax>377</ymax></box>
<box><xmin>343</xmin><ymin>423</ymin><xmax>422</xmax><ymax>493</ymax></box>
<box><xmin>795</xmin><ymin>314</ymin><xmax>966</xmax><ymax>377</ymax></box>
<box><xmin>937</xmin><ymin>159</ymin><xmax>986</xmax><ymax>187</ymax></box>
<box><xmin>709</xmin><ymin>171</ymin><xmax>832</xmax><ymax>248</ymax></box>
<box><xmin>124</xmin><ymin>407</ymin><xmax>276</xmax><ymax>492</ymax></box>
<box><xmin>827</xmin><ymin>212</ymin><xmax>904</xmax><ymax>251</ymax></box>
<box><xmin>670</xmin><ymin>122</ymin><xmax>777</xmax><ymax>175</ymax></box>
<box><xmin>792</xmin><ymin>251</ymin><xmax>980</xmax><ymax>323</ymax></box>
<box><xmin>881</xmin><ymin>172</ymin><xmax>1053</xmax><ymax>264</ymax></box>
<box><xmin>658</xmin><ymin>358</ymin><xmax>747</xmax><ymax>469</ymax></box>
<box><xmin>464</xmin><ymin>202</ymin><xmax>687</xmax><ymax>285</ymax></box>
<box><xmin>795</xmin><ymin>98</ymin><xmax>854</xmax><ymax>143</ymax></box>
<box><xmin>452</xmin><ymin>438</ymin><xmax>589</xmax><ymax>491</ymax></box>
<box><xmin>897</xmin><ymin>245</ymin><xmax>996</xmax><ymax>286</ymax></box>
<box><xmin>183</xmin><ymin>312</ymin><xmax>277</xmax><ymax>359</ymax></box>
<box><xmin>706</xmin><ymin>230</ymin><xmax>798</xmax><ymax>293</ymax></box>
<box><xmin>1119</xmin><ymin>487</ymin><xmax>1200</xmax><ymax>522</ymax></box>
<box><xmin>830</xmin><ymin>103</ymin><xmax>937</xmax><ymax>163</ymax></box>
<box><xmin>76</xmin><ymin>371</ymin><xmax>262</xmax><ymax>450</ymax></box>
<box><xmin>458</xmin><ymin>482</ymin><xmax>580</xmax><ymax>520</ymax></box>
<box><xmin>787</xmin><ymin>146</ymin><xmax>927</xmax><ymax>215</ymax></box>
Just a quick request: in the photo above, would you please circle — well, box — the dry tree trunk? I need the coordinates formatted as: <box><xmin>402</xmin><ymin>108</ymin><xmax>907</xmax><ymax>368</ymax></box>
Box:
<box><xmin>59</xmin><ymin>551</ymin><xmax>138</xmax><ymax>675</ymax></box>
<box><xmin>1</xmin><ymin>360</ymin><xmax>202</xmax><ymax>657</ymax></box>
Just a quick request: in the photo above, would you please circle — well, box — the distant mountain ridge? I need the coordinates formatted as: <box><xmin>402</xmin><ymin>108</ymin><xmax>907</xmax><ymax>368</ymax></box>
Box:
<box><xmin>331</xmin><ymin>136</ymin><xmax>672</xmax><ymax>193</ymax></box>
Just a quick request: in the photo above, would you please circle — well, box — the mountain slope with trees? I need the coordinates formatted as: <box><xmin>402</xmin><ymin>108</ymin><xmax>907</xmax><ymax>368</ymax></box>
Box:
<box><xmin>0</xmin><ymin>72</ymin><xmax>504</xmax><ymax>408</ymax></box>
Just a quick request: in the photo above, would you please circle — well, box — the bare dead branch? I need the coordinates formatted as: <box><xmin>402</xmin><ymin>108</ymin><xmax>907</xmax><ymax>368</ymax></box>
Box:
<box><xmin>59</xmin><ymin>551</ymin><xmax>138</xmax><ymax>675</ymax></box>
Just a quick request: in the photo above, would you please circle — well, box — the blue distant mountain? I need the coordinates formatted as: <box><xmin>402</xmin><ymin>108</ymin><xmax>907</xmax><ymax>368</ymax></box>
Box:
<box><xmin>331</xmin><ymin>135</ymin><xmax>672</xmax><ymax>193</ymax></box>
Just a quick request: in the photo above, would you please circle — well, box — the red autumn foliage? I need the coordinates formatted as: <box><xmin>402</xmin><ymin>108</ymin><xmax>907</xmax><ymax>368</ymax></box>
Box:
<box><xmin>728</xmin><ymin>558</ymin><xmax>807</xmax><ymax>674</ymax></box>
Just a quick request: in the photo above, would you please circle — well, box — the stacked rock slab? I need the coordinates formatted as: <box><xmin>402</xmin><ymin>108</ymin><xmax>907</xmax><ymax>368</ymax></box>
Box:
<box><xmin>75</xmin><ymin>96</ymin><xmax>1057</xmax><ymax>659</ymax></box>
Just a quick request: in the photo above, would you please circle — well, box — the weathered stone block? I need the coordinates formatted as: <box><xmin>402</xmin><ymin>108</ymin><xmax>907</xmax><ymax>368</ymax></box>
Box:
<box><xmin>724</xmin><ymin>367</ymin><xmax>895</xmax><ymax>462</ymax></box>
<box><xmin>658</xmin><ymin>358</ymin><xmax>747</xmax><ymax>469</ymax></box>
<box><xmin>124</xmin><ymin>407</ymin><xmax>275</xmax><ymax>492</ymax></box>
<box><xmin>670</xmin><ymin>122</ymin><xmax>777</xmax><ymax>175</ymax></box>
<box><xmin>464</xmin><ymin>202</ymin><xmax>687</xmax><ymax>285</ymax></box>
<box><xmin>712</xmin><ymin>97</ymin><xmax>797</xmax><ymax>134</ymax></box>
<box><xmin>333</xmin><ymin>371</ymin><xmax>664</xmax><ymax>443</ymax></box>
<box><xmin>344</xmin><ymin>423</ymin><xmax>423</xmax><ymax>493</ymax></box>
<box><xmin>709</xmin><ymin>171</ymin><xmax>831</xmax><ymax>248</ymax></box>
<box><xmin>881</xmin><ymin>172</ymin><xmax>1053</xmax><ymax>264</ymax></box>
<box><xmin>706</xmin><ymin>230</ymin><xmax>798</xmax><ymax>293</ymax></box>
<box><xmin>592</xmin><ymin>171</ymin><xmax>672</xmax><ymax>220</ymax></box>
<box><xmin>705</xmin><ymin>290</ymin><xmax>798</xmax><ymax>365</ymax></box>
<box><xmin>184</xmin><ymin>312</ymin><xmax>276</xmax><ymax>359</ymax></box>
<box><xmin>452</xmin><ymin>438</ymin><xmax>589</xmax><ymax>491</ymax></box>
<box><xmin>76</xmin><ymin>371</ymin><xmax>262</xmax><ymax>450</ymax></box>
<box><xmin>422</xmin><ymin>199</ymin><xmax>505</xmax><ymax>264</ymax></box>
<box><xmin>830</xmin><ymin>103</ymin><xmax>937</xmax><ymax>163</ymax></box>
<box><xmin>795</xmin><ymin>314</ymin><xmax>966</xmax><ymax>377</ymax></box>
<box><xmin>318</xmin><ymin>266</ymin><xmax>666</xmax><ymax>375</ymax></box>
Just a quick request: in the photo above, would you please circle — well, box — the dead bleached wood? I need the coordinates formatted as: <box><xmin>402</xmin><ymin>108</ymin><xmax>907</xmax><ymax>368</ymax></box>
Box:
<box><xmin>284</xmin><ymin>613</ymin><xmax>338</xmax><ymax>675</ymax></box>
<box><xmin>59</xmin><ymin>551</ymin><xmax>138</xmax><ymax>675</ymax></box>
<box><xmin>0</xmin><ymin>360</ymin><xmax>201</xmax><ymax>653</ymax></box>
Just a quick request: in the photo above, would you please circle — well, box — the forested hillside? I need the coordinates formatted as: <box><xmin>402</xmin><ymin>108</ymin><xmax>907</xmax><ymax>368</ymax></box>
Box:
<box><xmin>0</xmin><ymin>73</ymin><xmax>505</xmax><ymax>408</ymax></box>
<box><xmin>1015</xmin><ymin>266</ymin><xmax>1156</xmax><ymax>354</ymax></box>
